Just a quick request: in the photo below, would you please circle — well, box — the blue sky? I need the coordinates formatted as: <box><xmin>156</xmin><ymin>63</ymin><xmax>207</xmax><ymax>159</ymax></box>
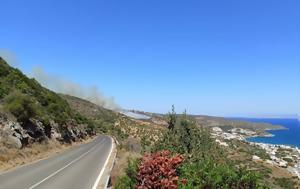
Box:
<box><xmin>1</xmin><ymin>0</ymin><xmax>299</xmax><ymax>116</ymax></box>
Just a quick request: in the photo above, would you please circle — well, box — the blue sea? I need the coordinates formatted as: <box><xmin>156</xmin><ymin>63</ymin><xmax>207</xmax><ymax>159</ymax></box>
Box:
<box><xmin>231</xmin><ymin>118</ymin><xmax>300</xmax><ymax>148</ymax></box>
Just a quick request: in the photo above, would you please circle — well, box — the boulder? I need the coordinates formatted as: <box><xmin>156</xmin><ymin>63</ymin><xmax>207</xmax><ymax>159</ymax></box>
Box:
<box><xmin>0</xmin><ymin>117</ymin><xmax>31</xmax><ymax>148</ymax></box>
<box><xmin>7</xmin><ymin>135</ymin><xmax>22</xmax><ymax>149</ymax></box>
<box><xmin>50</xmin><ymin>127</ymin><xmax>61</xmax><ymax>139</ymax></box>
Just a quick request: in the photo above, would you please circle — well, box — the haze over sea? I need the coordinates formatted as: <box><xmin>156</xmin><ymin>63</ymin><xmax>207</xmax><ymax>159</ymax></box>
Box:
<box><xmin>234</xmin><ymin>118</ymin><xmax>300</xmax><ymax>148</ymax></box>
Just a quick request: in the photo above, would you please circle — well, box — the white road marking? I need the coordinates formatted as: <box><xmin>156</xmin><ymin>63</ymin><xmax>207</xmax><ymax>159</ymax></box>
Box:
<box><xmin>29</xmin><ymin>139</ymin><xmax>104</xmax><ymax>189</ymax></box>
<box><xmin>92</xmin><ymin>137</ymin><xmax>114</xmax><ymax>189</ymax></box>
<box><xmin>0</xmin><ymin>141</ymin><xmax>88</xmax><ymax>177</ymax></box>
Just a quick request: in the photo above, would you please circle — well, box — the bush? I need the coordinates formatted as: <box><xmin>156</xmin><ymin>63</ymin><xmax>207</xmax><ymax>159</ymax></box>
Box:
<box><xmin>115</xmin><ymin>176</ymin><xmax>135</xmax><ymax>189</ymax></box>
<box><xmin>136</xmin><ymin>150</ymin><xmax>184</xmax><ymax>189</ymax></box>
<box><xmin>4</xmin><ymin>92</ymin><xmax>39</xmax><ymax>122</ymax></box>
<box><xmin>0</xmin><ymin>84</ymin><xmax>8</xmax><ymax>99</ymax></box>
<box><xmin>274</xmin><ymin>178</ymin><xmax>296</xmax><ymax>189</ymax></box>
<box><xmin>115</xmin><ymin>158</ymin><xmax>140</xmax><ymax>189</ymax></box>
<box><xmin>179</xmin><ymin>159</ymin><xmax>268</xmax><ymax>189</ymax></box>
<box><xmin>0</xmin><ymin>58</ymin><xmax>10</xmax><ymax>77</ymax></box>
<box><xmin>153</xmin><ymin>111</ymin><xmax>223</xmax><ymax>162</ymax></box>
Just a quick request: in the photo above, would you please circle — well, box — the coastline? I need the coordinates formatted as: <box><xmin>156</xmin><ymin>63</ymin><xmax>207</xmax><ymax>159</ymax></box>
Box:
<box><xmin>246</xmin><ymin>126</ymin><xmax>300</xmax><ymax>149</ymax></box>
<box><xmin>238</xmin><ymin>117</ymin><xmax>300</xmax><ymax>147</ymax></box>
<box><xmin>247</xmin><ymin>141</ymin><xmax>300</xmax><ymax>179</ymax></box>
<box><xmin>243</xmin><ymin>125</ymin><xmax>284</xmax><ymax>143</ymax></box>
<box><xmin>211</xmin><ymin>125</ymin><xmax>300</xmax><ymax>179</ymax></box>
<box><xmin>246</xmin><ymin>128</ymin><xmax>300</xmax><ymax>179</ymax></box>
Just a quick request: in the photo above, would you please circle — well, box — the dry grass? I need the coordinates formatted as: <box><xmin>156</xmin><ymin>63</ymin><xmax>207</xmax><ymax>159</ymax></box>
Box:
<box><xmin>0</xmin><ymin>137</ymin><xmax>95</xmax><ymax>172</ymax></box>
<box><xmin>110</xmin><ymin>148</ymin><xmax>141</xmax><ymax>186</ymax></box>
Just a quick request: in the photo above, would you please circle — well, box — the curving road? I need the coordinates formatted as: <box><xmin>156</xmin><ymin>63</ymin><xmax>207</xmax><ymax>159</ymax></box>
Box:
<box><xmin>0</xmin><ymin>136</ymin><xmax>113</xmax><ymax>189</ymax></box>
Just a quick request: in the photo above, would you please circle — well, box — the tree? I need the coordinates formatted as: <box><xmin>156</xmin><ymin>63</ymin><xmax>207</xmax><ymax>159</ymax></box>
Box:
<box><xmin>168</xmin><ymin>105</ymin><xmax>177</xmax><ymax>130</ymax></box>
<box><xmin>180</xmin><ymin>110</ymin><xmax>192</xmax><ymax>153</ymax></box>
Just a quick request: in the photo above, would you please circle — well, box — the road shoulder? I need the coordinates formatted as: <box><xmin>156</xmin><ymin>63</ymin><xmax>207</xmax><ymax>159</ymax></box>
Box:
<box><xmin>96</xmin><ymin>137</ymin><xmax>117</xmax><ymax>189</ymax></box>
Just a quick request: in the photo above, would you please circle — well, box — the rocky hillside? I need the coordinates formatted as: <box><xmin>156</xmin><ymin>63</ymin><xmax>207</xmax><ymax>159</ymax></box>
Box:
<box><xmin>61</xmin><ymin>95</ymin><xmax>164</xmax><ymax>145</ymax></box>
<box><xmin>0</xmin><ymin>57</ymin><xmax>97</xmax><ymax>150</ymax></box>
<box><xmin>61</xmin><ymin>94</ymin><xmax>118</xmax><ymax>130</ymax></box>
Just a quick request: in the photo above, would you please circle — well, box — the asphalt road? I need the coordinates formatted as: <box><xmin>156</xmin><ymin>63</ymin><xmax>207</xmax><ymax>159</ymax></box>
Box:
<box><xmin>0</xmin><ymin>136</ymin><xmax>113</xmax><ymax>189</ymax></box>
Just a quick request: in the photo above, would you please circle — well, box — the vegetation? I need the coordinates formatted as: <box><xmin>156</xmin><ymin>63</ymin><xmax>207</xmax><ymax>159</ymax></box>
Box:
<box><xmin>236</xmin><ymin>142</ymin><xmax>271</xmax><ymax>161</ymax></box>
<box><xmin>60</xmin><ymin>94</ymin><xmax>138</xmax><ymax>142</ymax></box>
<box><xmin>116</xmin><ymin>107</ymin><xmax>269</xmax><ymax>189</ymax></box>
<box><xmin>136</xmin><ymin>150</ymin><xmax>184</xmax><ymax>188</ymax></box>
<box><xmin>0</xmin><ymin>57</ymin><xmax>77</xmax><ymax>125</ymax></box>
<box><xmin>0</xmin><ymin>57</ymin><xmax>111</xmax><ymax>146</ymax></box>
<box><xmin>4</xmin><ymin>92</ymin><xmax>39</xmax><ymax>122</ymax></box>
<box><xmin>274</xmin><ymin>178</ymin><xmax>297</xmax><ymax>189</ymax></box>
<box><xmin>179</xmin><ymin>160</ymin><xmax>266</xmax><ymax>189</ymax></box>
<box><xmin>115</xmin><ymin>158</ymin><xmax>140</xmax><ymax>189</ymax></box>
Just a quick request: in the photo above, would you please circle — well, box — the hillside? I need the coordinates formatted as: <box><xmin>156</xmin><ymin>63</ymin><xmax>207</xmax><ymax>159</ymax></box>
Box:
<box><xmin>60</xmin><ymin>94</ymin><xmax>118</xmax><ymax>132</ymax></box>
<box><xmin>0</xmin><ymin>57</ymin><xmax>164</xmax><ymax>173</ymax></box>
<box><xmin>0</xmin><ymin>57</ymin><xmax>145</xmax><ymax>173</ymax></box>
<box><xmin>0</xmin><ymin>57</ymin><xmax>99</xmax><ymax>151</ymax></box>
<box><xmin>61</xmin><ymin>94</ymin><xmax>164</xmax><ymax>144</ymax></box>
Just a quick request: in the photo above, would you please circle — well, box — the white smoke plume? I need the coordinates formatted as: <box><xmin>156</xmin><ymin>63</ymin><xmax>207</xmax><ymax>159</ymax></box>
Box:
<box><xmin>32</xmin><ymin>67</ymin><xmax>121</xmax><ymax>111</ymax></box>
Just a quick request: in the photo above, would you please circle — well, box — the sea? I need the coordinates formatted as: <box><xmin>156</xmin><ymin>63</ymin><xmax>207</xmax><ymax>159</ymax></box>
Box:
<box><xmin>231</xmin><ymin>118</ymin><xmax>300</xmax><ymax>148</ymax></box>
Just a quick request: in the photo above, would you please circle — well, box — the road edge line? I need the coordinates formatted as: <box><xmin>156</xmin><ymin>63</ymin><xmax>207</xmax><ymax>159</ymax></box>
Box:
<box><xmin>92</xmin><ymin>136</ymin><xmax>115</xmax><ymax>189</ymax></box>
<box><xmin>103</xmin><ymin>140</ymin><xmax>117</xmax><ymax>188</ymax></box>
<box><xmin>29</xmin><ymin>139</ymin><xmax>104</xmax><ymax>189</ymax></box>
<box><xmin>0</xmin><ymin>136</ymin><xmax>98</xmax><ymax>176</ymax></box>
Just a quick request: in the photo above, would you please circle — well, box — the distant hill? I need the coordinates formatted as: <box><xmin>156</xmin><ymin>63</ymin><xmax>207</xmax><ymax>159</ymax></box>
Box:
<box><xmin>126</xmin><ymin>110</ymin><xmax>285</xmax><ymax>132</ymax></box>
<box><xmin>60</xmin><ymin>94</ymin><xmax>118</xmax><ymax>133</ymax></box>
<box><xmin>61</xmin><ymin>94</ymin><xmax>117</xmax><ymax>120</ymax></box>
<box><xmin>193</xmin><ymin>115</ymin><xmax>285</xmax><ymax>131</ymax></box>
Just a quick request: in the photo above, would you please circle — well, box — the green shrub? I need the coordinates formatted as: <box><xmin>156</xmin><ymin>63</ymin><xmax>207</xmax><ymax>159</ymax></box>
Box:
<box><xmin>115</xmin><ymin>158</ymin><xmax>139</xmax><ymax>189</ymax></box>
<box><xmin>0</xmin><ymin>82</ymin><xmax>9</xmax><ymax>99</ymax></box>
<box><xmin>153</xmin><ymin>110</ymin><xmax>224</xmax><ymax>162</ymax></box>
<box><xmin>115</xmin><ymin>176</ymin><xmax>135</xmax><ymax>189</ymax></box>
<box><xmin>0</xmin><ymin>58</ymin><xmax>10</xmax><ymax>77</ymax></box>
<box><xmin>274</xmin><ymin>178</ymin><xmax>296</xmax><ymax>189</ymax></box>
<box><xmin>179</xmin><ymin>158</ymin><xmax>268</xmax><ymax>189</ymax></box>
<box><xmin>4</xmin><ymin>92</ymin><xmax>39</xmax><ymax>122</ymax></box>
<box><xmin>141</xmin><ymin>135</ymin><xmax>151</xmax><ymax>153</ymax></box>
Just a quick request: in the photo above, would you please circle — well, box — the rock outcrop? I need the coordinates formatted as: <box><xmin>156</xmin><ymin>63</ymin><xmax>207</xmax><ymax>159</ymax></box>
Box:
<box><xmin>0</xmin><ymin>114</ymin><xmax>91</xmax><ymax>149</ymax></box>
<box><xmin>0</xmin><ymin>116</ymin><xmax>30</xmax><ymax>149</ymax></box>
